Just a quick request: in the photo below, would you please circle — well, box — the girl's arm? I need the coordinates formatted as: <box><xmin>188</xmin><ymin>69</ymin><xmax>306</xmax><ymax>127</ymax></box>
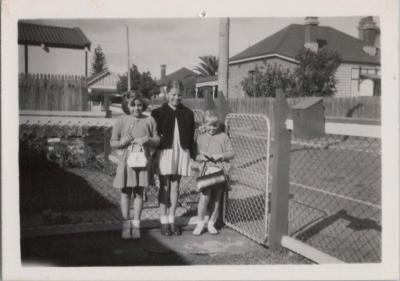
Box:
<box><xmin>110</xmin><ymin>137</ymin><xmax>132</xmax><ymax>149</ymax></box>
<box><xmin>211</xmin><ymin>133</ymin><xmax>235</xmax><ymax>162</ymax></box>
<box><xmin>212</xmin><ymin>150</ymin><xmax>235</xmax><ymax>162</ymax></box>
<box><xmin>135</xmin><ymin>135</ymin><xmax>160</xmax><ymax>147</ymax></box>
<box><xmin>134</xmin><ymin>117</ymin><xmax>160</xmax><ymax>147</ymax></box>
<box><xmin>110</xmin><ymin>118</ymin><xmax>132</xmax><ymax>149</ymax></box>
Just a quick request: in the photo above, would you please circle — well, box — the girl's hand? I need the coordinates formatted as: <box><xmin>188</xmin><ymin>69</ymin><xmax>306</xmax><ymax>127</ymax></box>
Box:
<box><xmin>119</xmin><ymin>136</ymin><xmax>133</xmax><ymax>147</ymax></box>
<box><xmin>134</xmin><ymin>136</ymin><xmax>149</xmax><ymax>145</ymax></box>
<box><xmin>211</xmin><ymin>154</ymin><xmax>224</xmax><ymax>162</ymax></box>
<box><xmin>196</xmin><ymin>154</ymin><xmax>208</xmax><ymax>162</ymax></box>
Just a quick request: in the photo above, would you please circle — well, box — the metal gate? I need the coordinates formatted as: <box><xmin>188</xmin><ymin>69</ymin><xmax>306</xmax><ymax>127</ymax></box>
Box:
<box><xmin>224</xmin><ymin>113</ymin><xmax>271</xmax><ymax>244</ymax></box>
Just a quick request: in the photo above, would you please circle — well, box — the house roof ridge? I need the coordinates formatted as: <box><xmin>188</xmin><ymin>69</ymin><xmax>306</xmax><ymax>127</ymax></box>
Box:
<box><xmin>229</xmin><ymin>22</ymin><xmax>379</xmax><ymax>65</ymax></box>
<box><xmin>19</xmin><ymin>21</ymin><xmax>82</xmax><ymax>32</ymax></box>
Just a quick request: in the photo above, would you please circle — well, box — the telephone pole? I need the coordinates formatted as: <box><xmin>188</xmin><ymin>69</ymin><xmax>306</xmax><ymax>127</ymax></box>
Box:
<box><xmin>218</xmin><ymin>18</ymin><xmax>230</xmax><ymax>99</ymax></box>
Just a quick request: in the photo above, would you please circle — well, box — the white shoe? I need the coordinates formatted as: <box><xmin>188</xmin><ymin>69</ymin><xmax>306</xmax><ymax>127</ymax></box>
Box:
<box><xmin>207</xmin><ymin>222</ymin><xmax>219</xmax><ymax>235</ymax></box>
<box><xmin>122</xmin><ymin>220</ymin><xmax>131</xmax><ymax>239</ymax></box>
<box><xmin>131</xmin><ymin>226</ymin><xmax>141</xmax><ymax>239</ymax></box>
<box><xmin>192</xmin><ymin>221</ymin><xmax>205</xmax><ymax>236</ymax></box>
<box><xmin>130</xmin><ymin>220</ymin><xmax>141</xmax><ymax>239</ymax></box>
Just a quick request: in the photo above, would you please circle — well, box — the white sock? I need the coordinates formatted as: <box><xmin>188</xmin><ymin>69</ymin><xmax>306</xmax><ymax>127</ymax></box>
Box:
<box><xmin>160</xmin><ymin>215</ymin><xmax>168</xmax><ymax>224</ymax></box>
<box><xmin>168</xmin><ymin>215</ymin><xmax>175</xmax><ymax>224</ymax></box>
<box><xmin>131</xmin><ymin>219</ymin><xmax>140</xmax><ymax>227</ymax></box>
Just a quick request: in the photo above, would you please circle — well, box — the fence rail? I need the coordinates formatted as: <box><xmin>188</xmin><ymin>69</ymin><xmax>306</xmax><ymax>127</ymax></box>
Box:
<box><xmin>19</xmin><ymin>73</ymin><xmax>89</xmax><ymax>111</ymax></box>
<box><xmin>286</xmin><ymin>124</ymin><xmax>381</xmax><ymax>263</ymax></box>
<box><xmin>177</xmin><ymin>96</ymin><xmax>380</xmax><ymax>120</ymax></box>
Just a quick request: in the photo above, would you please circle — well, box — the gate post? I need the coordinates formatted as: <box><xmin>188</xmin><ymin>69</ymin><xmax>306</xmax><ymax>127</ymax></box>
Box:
<box><xmin>268</xmin><ymin>89</ymin><xmax>291</xmax><ymax>251</ymax></box>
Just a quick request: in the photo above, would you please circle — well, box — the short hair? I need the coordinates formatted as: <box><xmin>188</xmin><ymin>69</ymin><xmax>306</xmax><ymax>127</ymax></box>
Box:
<box><xmin>166</xmin><ymin>80</ymin><xmax>184</xmax><ymax>93</ymax></box>
<box><xmin>121</xmin><ymin>91</ymin><xmax>148</xmax><ymax>114</ymax></box>
<box><xmin>203</xmin><ymin>109</ymin><xmax>220</xmax><ymax>125</ymax></box>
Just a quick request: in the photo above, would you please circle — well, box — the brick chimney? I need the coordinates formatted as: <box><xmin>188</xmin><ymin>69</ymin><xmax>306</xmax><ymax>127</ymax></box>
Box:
<box><xmin>304</xmin><ymin>17</ymin><xmax>319</xmax><ymax>53</ymax></box>
<box><xmin>161</xmin><ymin>64</ymin><xmax>166</xmax><ymax>79</ymax></box>
<box><xmin>358</xmin><ymin>17</ymin><xmax>379</xmax><ymax>56</ymax></box>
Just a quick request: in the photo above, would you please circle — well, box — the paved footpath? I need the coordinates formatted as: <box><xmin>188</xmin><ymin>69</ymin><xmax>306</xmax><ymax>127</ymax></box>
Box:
<box><xmin>21</xmin><ymin>226</ymin><xmax>309</xmax><ymax>266</ymax></box>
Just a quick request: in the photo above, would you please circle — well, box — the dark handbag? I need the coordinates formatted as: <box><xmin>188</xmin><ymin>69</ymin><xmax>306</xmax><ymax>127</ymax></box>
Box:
<box><xmin>196</xmin><ymin>164</ymin><xmax>227</xmax><ymax>191</ymax></box>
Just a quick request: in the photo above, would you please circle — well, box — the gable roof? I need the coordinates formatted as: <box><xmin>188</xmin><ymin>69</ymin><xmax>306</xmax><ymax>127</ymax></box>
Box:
<box><xmin>18</xmin><ymin>22</ymin><xmax>91</xmax><ymax>50</ymax></box>
<box><xmin>230</xmin><ymin>24</ymin><xmax>380</xmax><ymax>65</ymax></box>
<box><xmin>87</xmin><ymin>70</ymin><xmax>119</xmax><ymax>92</ymax></box>
<box><xmin>156</xmin><ymin>67</ymin><xmax>197</xmax><ymax>86</ymax></box>
<box><xmin>87</xmin><ymin>69</ymin><xmax>111</xmax><ymax>86</ymax></box>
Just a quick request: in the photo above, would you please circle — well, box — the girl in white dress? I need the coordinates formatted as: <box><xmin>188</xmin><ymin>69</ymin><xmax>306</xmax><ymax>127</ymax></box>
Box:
<box><xmin>151</xmin><ymin>80</ymin><xmax>196</xmax><ymax>236</ymax></box>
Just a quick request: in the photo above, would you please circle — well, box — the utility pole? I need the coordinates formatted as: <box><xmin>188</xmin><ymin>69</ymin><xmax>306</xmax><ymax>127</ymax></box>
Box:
<box><xmin>127</xmin><ymin>26</ymin><xmax>131</xmax><ymax>93</ymax></box>
<box><xmin>218</xmin><ymin>18</ymin><xmax>229</xmax><ymax>99</ymax></box>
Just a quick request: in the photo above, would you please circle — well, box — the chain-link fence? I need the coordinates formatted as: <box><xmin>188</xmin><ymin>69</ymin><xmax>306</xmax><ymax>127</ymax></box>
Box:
<box><xmin>19</xmin><ymin>110</ymin><xmax>381</xmax><ymax>263</ymax></box>
<box><xmin>288</xmin><ymin>132</ymin><xmax>381</xmax><ymax>263</ymax></box>
<box><xmin>223</xmin><ymin>113</ymin><xmax>271</xmax><ymax>244</ymax></box>
<box><xmin>19</xmin><ymin>110</ymin><xmax>204</xmax><ymax>237</ymax></box>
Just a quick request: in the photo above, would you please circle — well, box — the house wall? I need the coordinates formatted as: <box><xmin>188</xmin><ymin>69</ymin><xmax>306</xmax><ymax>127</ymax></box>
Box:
<box><xmin>334</xmin><ymin>63</ymin><xmax>380</xmax><ymax>97</ymax></box>
<box><xmin>228</xmin><ymin>57</ymin><xmax>297</xmax><ymax>98</ymax></box>
<box><xmin>227</xmin><ymin>56</ymin><xmax>380</xmax><ymax>98</ymax></box>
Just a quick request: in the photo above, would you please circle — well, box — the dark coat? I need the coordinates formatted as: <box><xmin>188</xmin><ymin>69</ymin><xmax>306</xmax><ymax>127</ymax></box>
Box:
<box><xmin>151</xmin><ymin>103</ymin><xmax>196</xmax><ymax>159</ymax></box>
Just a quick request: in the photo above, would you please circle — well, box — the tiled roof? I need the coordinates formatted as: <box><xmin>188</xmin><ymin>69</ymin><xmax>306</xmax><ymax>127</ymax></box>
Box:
<box><xmin>230</xmin><ymin>24</ymin><xmax>380</xmax><ymax>65</ymax></box>
<box><xmin>87</xmin><ymin>70</ymin><xmax>119</xmax><ymax>92</ymax></box>
<box><xmin>156</xmin><ymin>67</ymin><xmax>197</xmax><ymax>86</ymax></box>
<box><xmin>18</xmin><ymin>22</ymin><xmax>91</xmax><ymax>50</ymax></box>
<box><xmin>87</xmin><ymin>69</ymin><xmax>111</xmax><ymax>85</ymax></box>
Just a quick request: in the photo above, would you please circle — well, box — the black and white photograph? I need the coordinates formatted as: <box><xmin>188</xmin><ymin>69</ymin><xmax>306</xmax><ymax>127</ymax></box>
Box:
<box><xmin>1</xmin><ymin>0</ymin><xmax>399</xmax><ymax>280</ymax></box>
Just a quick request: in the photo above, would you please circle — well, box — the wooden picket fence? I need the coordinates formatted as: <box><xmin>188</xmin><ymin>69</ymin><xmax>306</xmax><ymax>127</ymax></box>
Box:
<box><xmin>19</xmin><ymin>73</ymin><xmax>89</xmax><ymax>111</ymax></box>
<box><xmin>181</xmin><ymin>96</ymin><xmax>381</xmax><ymax>119</ymax></box>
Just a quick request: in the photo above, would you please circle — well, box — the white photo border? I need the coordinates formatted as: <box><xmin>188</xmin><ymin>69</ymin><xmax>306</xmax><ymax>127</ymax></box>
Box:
<box><xmin>2</xmin><ymin>0</ymin><xmax>399</xmax><ymax>280</ymax></box>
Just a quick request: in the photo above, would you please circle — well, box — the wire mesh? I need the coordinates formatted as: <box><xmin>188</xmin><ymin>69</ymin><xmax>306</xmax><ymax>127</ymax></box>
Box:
<box><xmin>223</xmin><ymin>113</ymin><xmax>271</xmax><ymax>245</ymax></box>
<box><xmin>19</xmin><ymin>111</ymin><xmax>381</xmax><ymax>264</ymax></box>
<box><xmin>288</xmin><ymin>133</ymin><xmax>381</xmax><ymax>263</ymax></box>
<box><xmin>19</xmin><ymin>110</ymin><xmax>204</xmax><ymax>237</ymax></box>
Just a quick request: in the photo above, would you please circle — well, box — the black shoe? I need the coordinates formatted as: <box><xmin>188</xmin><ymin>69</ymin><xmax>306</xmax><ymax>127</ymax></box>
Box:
<box><xmin>170</xmin><ymin>223</ymin><xmax>182</xmax><ymax>236</ymax></box>
<box><xmin>161</xmin><ymin>223</ymin><xmax>171</xmax><ymax>236</ymax></box>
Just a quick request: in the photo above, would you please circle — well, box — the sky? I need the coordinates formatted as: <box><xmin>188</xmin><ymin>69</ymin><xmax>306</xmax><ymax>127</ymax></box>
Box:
<box><xmin>18</xmin><ymin>17</ymin><xmax>379</xmax><ymax>80</ymax></box>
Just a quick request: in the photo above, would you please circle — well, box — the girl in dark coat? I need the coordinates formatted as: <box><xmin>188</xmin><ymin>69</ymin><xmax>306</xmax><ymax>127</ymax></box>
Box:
<box><xmin>151</xmin><ymin>80</ymin><xmax>196</xmax><ymax>235</ymax></box>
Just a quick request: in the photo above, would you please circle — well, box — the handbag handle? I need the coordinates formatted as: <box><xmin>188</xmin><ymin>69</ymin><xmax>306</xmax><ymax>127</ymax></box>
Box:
<box><xmin>128</xmin><ymin>143</ymin><xmax>145</xmax><ymax>152</ymax></box>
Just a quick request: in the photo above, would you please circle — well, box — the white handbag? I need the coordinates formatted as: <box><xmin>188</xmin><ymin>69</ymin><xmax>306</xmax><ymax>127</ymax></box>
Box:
<box><xmin>127</xmin><ymin>144</ymin><xmax>148</xmax><ymax>168</ymax></box>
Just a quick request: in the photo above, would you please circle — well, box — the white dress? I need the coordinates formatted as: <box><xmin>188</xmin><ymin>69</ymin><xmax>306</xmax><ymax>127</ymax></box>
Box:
<box><xmin>157</xmin><ymin>118</ymin><xmax>191</xmax><ymax>176</ymax></box>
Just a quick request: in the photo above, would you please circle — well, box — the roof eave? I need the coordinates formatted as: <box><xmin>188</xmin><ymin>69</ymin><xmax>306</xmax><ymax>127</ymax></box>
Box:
<box><xmin>18</xmin><ymin>40</ymin><xmax>91</xmax><ymax>50</ymax></box>
<box><xmin>229</xmin><ymin>53</ymin><xmax>299</xmax><ymax>65</ymax></box>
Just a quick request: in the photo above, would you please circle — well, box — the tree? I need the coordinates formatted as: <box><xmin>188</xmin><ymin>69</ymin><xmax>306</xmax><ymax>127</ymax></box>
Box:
<box><xmin>194</xmin><ymin>55</ymin><xmax>218</xmax><ymax>77</ymax></box>
<box><xmin>90</xmin><ymin>44</ymin><xmax>108</xmax><ymax>74</ymax></box>
<box><xmin>240</xmin><ymin>62</ymin><xmax>296</xmax><ymax>97</ymax></box>
<box><xmin>117</xmin><ymin>64</ymin><xmax>160</xmax><ymax>99</ymax></box>
<box><xmin>240</xmin><ymin>48</ymin><xmax>341</xmax><ymax>97</ymax></box>
<box><xmin>294</xmin><ymin>48</ymin><xmax>341</xmax><ymax>97</ymax></box>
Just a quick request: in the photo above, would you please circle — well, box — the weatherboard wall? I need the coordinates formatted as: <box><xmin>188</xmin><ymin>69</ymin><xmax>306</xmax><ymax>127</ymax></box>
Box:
<box><xmin>228</xmin><ymin>57</ymin><xmax>297</xmax><ymax>99</ymax></box>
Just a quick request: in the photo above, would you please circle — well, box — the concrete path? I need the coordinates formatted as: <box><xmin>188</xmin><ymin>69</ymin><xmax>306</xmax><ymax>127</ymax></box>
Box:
<box><xmin>21</xmin><ymin>226</ymin><xmax>309</xmax><ymax>266</ymax></box>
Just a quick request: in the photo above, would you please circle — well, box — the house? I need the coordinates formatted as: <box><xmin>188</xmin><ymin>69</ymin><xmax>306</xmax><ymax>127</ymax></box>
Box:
<box><xmin>18</xmin><ymin>22</ymin><xmax>91</xmax><ymax>77</ymax></box>
<box><xmin>156</xmin><ymin>65</ymin><xmax>197</xmax><ymax>97</ymax></box>
<box><xmin>87</xmin><ymin>69</ymin><xmax>121</xmax><ymax>111</ymax></box>
<box><xmin>195</xmin><ymin>75</ymin><xmax>218</xmax><ymax>99</ymax></box>
<box><xmin>228</xmin><ymin>17</ymin><xmax>380</xmax><ymax>98</ymax></box>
